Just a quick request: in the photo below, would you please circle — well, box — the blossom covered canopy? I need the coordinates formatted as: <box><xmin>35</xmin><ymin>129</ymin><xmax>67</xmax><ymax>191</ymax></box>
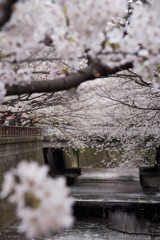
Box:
<box><xmin>0</xmin><ymin>0</ymin><xmax>159</xmax><ymax>102</ymax></box>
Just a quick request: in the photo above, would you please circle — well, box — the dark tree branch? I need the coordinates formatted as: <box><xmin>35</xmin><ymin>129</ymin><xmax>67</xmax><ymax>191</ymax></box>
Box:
<box><xmin>6</xmin><ymin>61</ymin><xmax>133</xmax><ymax>96</ymax></box>
<box><xmin>0</xmin><ymin>0</ymin><xmax>17</xmax><ymax>28</ymax></box>
<box><xmin>111</xmin><ymin>71</ymin><xmax>151</xmax><ymax>87</ymax></box>
<box><xmin>32</xmin><ymin>71</ymin><xmax>50</xmax><ymax>75</ymax></box>
<box><xmin>105</xmin><ymin>95</ymin><xmax>160</xmax><ymax>111</ymax></box>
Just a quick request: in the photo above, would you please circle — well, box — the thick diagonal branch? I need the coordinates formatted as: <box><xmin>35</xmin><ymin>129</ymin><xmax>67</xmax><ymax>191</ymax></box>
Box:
<box><xmin>6</xmin><ymin>62</ymin><xmax>133</xmax><ymax>96</ymax></box>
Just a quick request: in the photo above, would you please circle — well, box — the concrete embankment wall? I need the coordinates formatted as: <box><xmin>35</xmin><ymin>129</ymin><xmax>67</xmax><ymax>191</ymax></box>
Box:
<box><xmin>61</xmin><ymin>146</ymin><xmax>156</xmax><ymax>168</ymax></box>
<box><xmin>0</xmin><ymin>137</ymin><xmax>44</xmax><ymax>232</ymax></box>
<box><xmin>47</xmin><ymin>147</ymin><xmax>127</xmax><ymax>173</ymax></box>
<box><xmin>63</xmin><ymin>147</ymin><xmax>127</xmax><ymax>168</ymax></box>
<box><xmin>47</xmin><ymin>147</ymin><xmax>109</xmax><ymax>169</ymax></box>
<box><xmin>63</xmin><ymin>147</ymin><xmax>107</xmax><ymax>167</ymax></box>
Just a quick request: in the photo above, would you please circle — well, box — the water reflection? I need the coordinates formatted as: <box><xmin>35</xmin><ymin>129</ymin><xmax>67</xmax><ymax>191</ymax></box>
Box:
<box><xmin>48</xmin><ymin>210</ymin><xmax>160</xmax><ymax>240</ymax></box>
<box><xmin>107</xmin><ymin>210</ymin><xmax>160</xmax><ymax>239</ymax></box>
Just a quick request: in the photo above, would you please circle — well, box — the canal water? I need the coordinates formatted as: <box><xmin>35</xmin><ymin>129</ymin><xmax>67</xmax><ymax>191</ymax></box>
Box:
<box><xmin>50</xmin><ymin>165</ymin><xmax>160</xmax><ymax>240</ymax></box>
<box><xmin>1</xmin><ymin>166</ymin><xmax>160</xmax><ymax>240</ymax></box>
<box><xmin>50</xmin><ymin>209</ymin><xmax>160</xmax><ymax>240</ymax></box>
<box><xmin>2</xmin><ymin>209</ymin><xmax>160</xmax><ymax>240</ymax></box>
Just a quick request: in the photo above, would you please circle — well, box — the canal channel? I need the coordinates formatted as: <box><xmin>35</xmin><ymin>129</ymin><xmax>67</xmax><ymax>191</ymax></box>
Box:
<box><xmin>1</xmin><ymin>166</ymin><xmax>160</xmax><ymax>240</ymax></box>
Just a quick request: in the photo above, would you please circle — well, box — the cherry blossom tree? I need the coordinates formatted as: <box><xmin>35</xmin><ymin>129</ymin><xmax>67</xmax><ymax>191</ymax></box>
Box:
<box><xmin>0</xmin><ymin>0</ymin><xmax>159</xmax><ymax>137</ymax></box>
<box><xmin>0</xmin><ymin>0</ymin><xmax>159</xmax><ymax>162</ymax></box>
<box><xmin>0</xmin><ymin>0</ymin><xmax>158</xmax><ymax>101</ymax></box>
<box><xmin>1</xmin><ymin>0</ymin><xmax>160</xmax><ymax>238</ymax></box>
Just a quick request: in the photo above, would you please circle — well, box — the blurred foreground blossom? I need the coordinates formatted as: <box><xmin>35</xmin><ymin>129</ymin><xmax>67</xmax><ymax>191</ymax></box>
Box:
<box><xmin>0</xmin><ymin>161</ymin><xmax>74</xmax><ymax>239</ymax></box>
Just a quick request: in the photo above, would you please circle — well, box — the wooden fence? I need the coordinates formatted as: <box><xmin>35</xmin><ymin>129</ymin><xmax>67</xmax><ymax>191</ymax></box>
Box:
<box><xmin>0</xmin><ymin>126</ymin><xmax>42</xmax><ymax>137</ymax></box>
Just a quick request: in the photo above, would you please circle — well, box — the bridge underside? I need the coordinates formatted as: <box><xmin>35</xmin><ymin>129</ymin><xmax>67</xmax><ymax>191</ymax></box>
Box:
<box><xmin>43</xmin><ymin>139</ymin><xmax>69</xmax><ymax>148</ymax></box>
<box><xmin>43</xmin><ymin>138</ymin><xmax>160</xmax><ymax>190</ymax></box>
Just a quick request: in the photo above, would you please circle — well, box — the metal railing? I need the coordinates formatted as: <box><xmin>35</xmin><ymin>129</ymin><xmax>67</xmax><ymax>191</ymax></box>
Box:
<box><xmin>0</xmin><ymin>126</ymin><xmax>42</xmax><ymax>137</ymax></box>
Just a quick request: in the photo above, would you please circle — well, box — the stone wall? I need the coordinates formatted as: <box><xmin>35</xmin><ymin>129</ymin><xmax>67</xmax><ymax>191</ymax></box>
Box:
<box><xmin>63</xmin><ymin>148</ymin><xmax>79</xmax><ymax>168</ymax></box>
<box><xmin>0</xmin><ymin>136</ymin><xmax>44</xmax><ymax>232</ymax></box>
<box><xmin>63</xmin><ymin>147</ymin><xmax>108</xmax><ymax>167</ymax></box>
<box><xmin>45</xmin><ymin>147</ymin><xmax>110</xmax><ymax>173</ymax></box>
<box><xmin>78</xmin><ymin>148</ymin><xmax>107</xmax><ymax>167</ymax></box>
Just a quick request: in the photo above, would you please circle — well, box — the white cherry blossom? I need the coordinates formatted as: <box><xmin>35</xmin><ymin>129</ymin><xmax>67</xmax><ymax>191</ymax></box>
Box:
<box><xmin>0</xmin><ymin>161</ymin><xmax>74</xmax><ymax>238</ymax></box>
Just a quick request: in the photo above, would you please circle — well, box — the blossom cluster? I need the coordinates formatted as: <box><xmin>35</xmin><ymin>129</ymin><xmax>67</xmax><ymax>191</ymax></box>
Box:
<box><xmin>0</xmin><ymin>0</ymin><xmax>160</xmax><ymax>101</ymax></box>
<box><xmin>0</xmin><ymin>161</ymin><xmax>74</xmax><ymax>239</ymax></box>
<box><xmin>65</xmin><ymin>0</ymin><xmax>127</xmax><ymax>56</ymax></box>
<box><xmin>0</xmin><ymin>62</ymin><xmax>31</xmax><ymax>104</ymax></box>
<box><xmin>0</xmin><ymin>0</ymin><xmax>127</xmax><ymax>59</ymax></box>
<box><xmin>127</xmin><ymin>2</ymin><xmax>160</xmax><ymax>84</ymax></box>
<box><xmin>0</xmin><ymin>0</ymin><xmax>67</xmax><ymax>102</ymax></box>
<box><xmin>0</xmin><ymin>0</ymin><xmax>66</xmax><ymax>60</ymax></box>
